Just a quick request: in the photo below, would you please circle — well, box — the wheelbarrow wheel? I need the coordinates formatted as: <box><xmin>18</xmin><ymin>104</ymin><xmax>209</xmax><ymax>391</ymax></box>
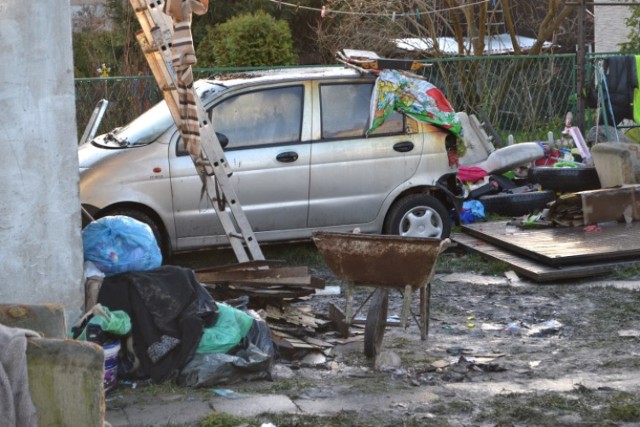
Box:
<box><xmin>364</xmin><ymin>288</ymin><xmax>389</xmax><ymax>358</ymax></box>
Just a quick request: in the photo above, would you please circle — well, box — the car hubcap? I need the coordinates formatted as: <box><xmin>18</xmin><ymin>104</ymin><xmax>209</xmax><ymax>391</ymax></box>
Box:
<box><xmin>399</xmin><ymin>207</ymin><xmax>443</xmax><ymax>238</ymax></box>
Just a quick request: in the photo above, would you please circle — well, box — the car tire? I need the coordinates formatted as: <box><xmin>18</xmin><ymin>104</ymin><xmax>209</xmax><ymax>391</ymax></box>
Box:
<box><xmin>527</xmin><ymin>166</ymin><xmax>601</xmax><ymax>193</ymax></box>
<box><xmin>100</xmin><ymin>209</ymin><xmax>169</xmax><ymax>262</ymax></box>
<box><xmin>479</xmin><ymin>190</ymin><xmax>556</xmax><ymax>217</ymax></box>
<box><xmin>384</xmin><ymin>194</ymin><xmax>451</xmax><ymax>239</ymax></box>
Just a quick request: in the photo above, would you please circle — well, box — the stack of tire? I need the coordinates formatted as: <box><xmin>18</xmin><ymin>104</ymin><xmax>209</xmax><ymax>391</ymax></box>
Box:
<box><xmin>526</xmin><ymin>165</ymin><xmax>601</xmax><ymax>194</ymax></box>
<box><xmin>476</xmin><ymin>175</ymin><xmax>555</xmax><ymax>218</ymax></box>
<box><xmin>477</xmin><ymin>166</ymin><xmax>601</xmax><ymax>218</ymax></box>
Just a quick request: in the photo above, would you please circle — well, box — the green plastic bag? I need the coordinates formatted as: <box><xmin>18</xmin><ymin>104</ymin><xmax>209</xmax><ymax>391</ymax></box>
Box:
<box><xmin>196</xmin><ymin>303</ymin><xmax>254</xmax><ymax>355</ymax></box>
<box><xmin>70</xmin><ymin>304</ymin><xmax>132</xmax><ymax>340</ymax></box>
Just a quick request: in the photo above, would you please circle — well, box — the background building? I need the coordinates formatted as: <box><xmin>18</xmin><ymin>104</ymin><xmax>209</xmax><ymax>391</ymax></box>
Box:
<box><xmin>594</xmin><ymin>0</ymin><xmax>633</xmax><ymax>52</ymax></box>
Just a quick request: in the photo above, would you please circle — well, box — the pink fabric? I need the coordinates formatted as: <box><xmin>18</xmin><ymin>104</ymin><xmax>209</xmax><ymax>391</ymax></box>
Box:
<box><xmin>457</xmin><ymin>166</ymin><xmax>488</xmax><ymax>183</ymax></box>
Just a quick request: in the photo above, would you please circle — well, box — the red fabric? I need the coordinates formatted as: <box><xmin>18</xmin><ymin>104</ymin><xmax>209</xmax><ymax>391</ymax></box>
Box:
<box><xmin>426</xmin><ymin>87</ymin><xmax>455</xmax><ymax>113</ymax></box>
<box><xmin>534</xmin><ymin>145</ymin><xmax>560</xmax><ymax>166</ymax></box>
<box><xmin>457</xmin><ymin>166</ymin><xmax>488</xmax><ymax>183</ymax></box>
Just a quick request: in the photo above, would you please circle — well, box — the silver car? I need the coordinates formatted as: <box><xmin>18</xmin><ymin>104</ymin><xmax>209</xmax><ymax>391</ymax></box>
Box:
<box><xmin>79</xmin><ymin>67</ymin><xmax>464</xmax><ymax>257</ymax></box>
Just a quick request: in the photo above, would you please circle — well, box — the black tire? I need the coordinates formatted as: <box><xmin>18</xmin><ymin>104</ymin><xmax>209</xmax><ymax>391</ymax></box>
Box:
<box><xmin>101</xmin><ymin>208</ymin><xmax>169</xmax><ymax>262</ymax></box>
<box><xmin>384</xmin><ymin>194</ymin><xmax>451</xmax><ymax>239</ymax></box>
<box><xmin>527</xmin><ymin>166</ymin><xmax>601</xmax><ymax>193</ymax></box>
<box><xmin>479</xmin><ymin>190</ymin><xmax>556</xmax><ymax>217</ymax></box>
<box><xmin>364</xmin><ymin>288</ymin><xmax>388</xmax><ymax>358</ymax></box>
<box><xmin>489</xmin><ymin>174</ymin><xmax>517</xmax><ymax>191</ymax></box>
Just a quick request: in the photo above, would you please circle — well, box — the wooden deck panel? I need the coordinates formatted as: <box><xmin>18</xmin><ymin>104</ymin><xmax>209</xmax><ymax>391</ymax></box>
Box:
<box><xmin>461</xmin><ymin>220</ymin><xmax>640</xmax><ymax>267</ymax></box>
<box><xmin>452</xmin><ymin>232</ymin><xmax>640</xmax><ymax>282</ymax></box>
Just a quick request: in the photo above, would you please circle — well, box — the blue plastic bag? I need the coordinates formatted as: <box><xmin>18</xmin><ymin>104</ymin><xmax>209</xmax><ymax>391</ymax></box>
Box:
<box><xmin>82</xmin><ymin>215</ymin><xmax>162</xmax><ymax>276</ymax></box>
<box><xmin>461</xmin><ymin>200</ymin><xmax>486</xmax><ymax>224</ymax></box>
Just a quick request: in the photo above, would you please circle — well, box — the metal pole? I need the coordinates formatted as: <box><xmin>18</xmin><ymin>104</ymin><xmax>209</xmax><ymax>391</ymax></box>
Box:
<box><xmin>576</xmin><ymin>0</ymin><xmax>586</xmax><ymax>130</ymax></box>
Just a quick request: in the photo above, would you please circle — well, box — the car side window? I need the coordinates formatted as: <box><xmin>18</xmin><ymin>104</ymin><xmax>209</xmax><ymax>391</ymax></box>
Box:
<box><xmin>176</xmin><ymin>85</ymin><xmax>304</xmax><ymax>155</ymax></box>
<box><xmin>320</xmin><ymin>83</ymin><xmax>404</xmax><ymax>139</ymax></box>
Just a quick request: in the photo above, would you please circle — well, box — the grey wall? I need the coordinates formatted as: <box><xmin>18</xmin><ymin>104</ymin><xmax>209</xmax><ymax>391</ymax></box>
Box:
<box><xmin>594</xmin><ymin>1</ymin><xmax>633</xmax><ymax>52</ymax></box>
<box><xmin>0</xmin><ymin>1</ymin><xmax>84</xmax><ymax>324</ymax></box>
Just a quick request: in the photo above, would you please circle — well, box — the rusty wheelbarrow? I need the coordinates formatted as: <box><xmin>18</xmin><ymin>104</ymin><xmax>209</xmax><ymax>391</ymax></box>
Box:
<box><xmin>312</xmin><ymin>232</ymin><xmax>450</xmax><ymax>358</ymax></box>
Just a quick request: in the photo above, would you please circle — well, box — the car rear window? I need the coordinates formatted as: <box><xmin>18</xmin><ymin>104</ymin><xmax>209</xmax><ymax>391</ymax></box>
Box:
<box><xmin>320</xmin><ymin>83</ymin><xmax>404</xmax><ymax>139</ymax></box>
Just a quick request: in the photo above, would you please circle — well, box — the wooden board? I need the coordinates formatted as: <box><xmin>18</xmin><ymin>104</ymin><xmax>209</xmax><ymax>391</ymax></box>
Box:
<box><xmin>461</xmin><ymin>220</ymin><xmax>640</xmax><ymax>267</ymax></box>
<box><xmin>452</xmin><ymin>232</ymin><xmax>640</xmax><ymax>282</ymax></box>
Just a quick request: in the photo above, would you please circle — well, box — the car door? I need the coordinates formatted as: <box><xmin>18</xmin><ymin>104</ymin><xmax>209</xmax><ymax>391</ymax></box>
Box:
<box><xmin>307</xmin><ymin>80</ymin><xmax>424</xmax><ymax>228</ymax></box>
<box><xmin>168</xmin><ymin>83</ymin><xmax>311</xmax><ymax>250</ymax></box>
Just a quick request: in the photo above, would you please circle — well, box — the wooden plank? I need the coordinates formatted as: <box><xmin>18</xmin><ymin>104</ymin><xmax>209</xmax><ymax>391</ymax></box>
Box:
<box><xmin>462</xmin><ymin>220</ymin><xmax>640</xmax><ymax>267</ymax></box>
<box><xmin>211</xmin><ymin>276</ymin><xmax>324</xmax><ymax>289</ymax></box>
<box><xmin>302</xmin><ymin>336</ymin><xmax>334</xmax><ymax>348</ymax></box>
<box><xmin>195</xmin><ymin>260</ymin><xmax>285</xmax><ymax>273</ymax></box>
<box><xmin>265</xmin><ymin>305</ymin><xmax>319</xmax><ymax>328</ymax></box>
<box><xmin>452</xmin><ymin>232</ymin><xmax>640</xmax><ymax>282</ymax></box>
<box><xmin>196</xmin><ymin>266</ymin><xmax>312</xmax><ymax>282</ymax></box>
<box><xmin>328</xmin><ymin>303</ymin><xmax>350</xmax><ymax>338</ymax></box>
<box><xmin>196</xmin><ymin>266</ymin><xmax>325</xmax><ymax>289</ymax></box>
<box><xmin>270</xmin><ymin>330</ymin><xmax>318</xmax><ymax>349</ymax></box>
<box><xmin>201</xmin><ymin>283</ymin><xmax>315</xmax><ymax>298</ymax></box>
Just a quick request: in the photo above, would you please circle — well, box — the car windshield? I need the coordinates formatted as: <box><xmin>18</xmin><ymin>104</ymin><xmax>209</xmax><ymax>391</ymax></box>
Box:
<box><xmin>93</xmin><ymin>82</ymin><xmax>226</xmax><ymax>148</ymax></box>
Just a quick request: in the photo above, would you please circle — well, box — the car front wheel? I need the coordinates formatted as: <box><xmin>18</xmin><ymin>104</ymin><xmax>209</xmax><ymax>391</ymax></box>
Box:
<box><xmin>384</xmin><ymin>194</ymin><xmax>451</xmax><ymax>239</ymax></box>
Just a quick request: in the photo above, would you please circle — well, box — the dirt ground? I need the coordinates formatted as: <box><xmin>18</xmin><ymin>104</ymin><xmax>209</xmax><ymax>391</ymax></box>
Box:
<box><xmin>111</xmin><ymin>243</ymin><xmax>640</xmax><ymax>426</ymax></box>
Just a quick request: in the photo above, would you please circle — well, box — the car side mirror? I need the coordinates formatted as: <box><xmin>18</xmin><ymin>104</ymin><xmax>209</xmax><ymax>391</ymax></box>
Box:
<box><xmin>216</xmin><ymin>132</ymin><xmax>229</xmax><ymax>148</ymax></box>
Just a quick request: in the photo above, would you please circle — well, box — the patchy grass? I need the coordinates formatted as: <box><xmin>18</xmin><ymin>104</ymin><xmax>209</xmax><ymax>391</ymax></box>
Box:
<box><xmin>260</xmin><ymin>241</ymin><xmax>328</xmax><ymax>268</ymax></box>
<box><xmin>607</xmin><ymin>391</ymin><xmax>640</xmax><ymax>422</ymax></box>
<box><xmin>199</xmin><ymin>411</ymin><xmax>448</xmax><ymax>427</ymax></box>
<box><xmin>170</xmin><ymin>241</ymin><xmax>327</xmax><ymax>270</ymax></box>
<box><xmin>477</xmin><ymin>386</ymin><xmax>640</xmax><ymax>426</ymax></box>
<box><xmin>197</xmin><ymin>387</ymin><xmax>640</xmax><ymax>427</ymax></box>
<box><xmin>199</xmin><ymin>412</ymin><xmax>249</xmax><ymax>427</ymax></box>
<box><xmin>435</xmin><ymin>250</ymin><xmax>510</xmax><ymax>276</ymax></box>
<box><xmin>607</xmin><ymin>263</ymin><xmax>640</xmax><ymax>280</ymax></box>
<box><xmin>428</xmin><ymin>399</ymin><xmax>475</xmax><ymax>416</ymax></box>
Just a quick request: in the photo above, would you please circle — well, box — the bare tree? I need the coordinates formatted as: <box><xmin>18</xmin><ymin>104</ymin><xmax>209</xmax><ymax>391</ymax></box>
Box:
<box><xmin>316</xmin><ymin>1</ymin><xmax>584</xmax><ymax>137</ymax></box>
<box><xmin>72</xmin><ymin>5</ymin><xmax>110</xmax><ymax>33</ymax></box>
<box><xmin>316</xmin><ymin>0</ymin><xmax>586</xmax><ymax>59</ymax></box>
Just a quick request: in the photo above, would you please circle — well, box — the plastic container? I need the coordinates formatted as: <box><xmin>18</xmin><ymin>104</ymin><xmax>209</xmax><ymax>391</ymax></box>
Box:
<box><xmin>103</xmin><ymin>340</ymin><xmax>121</xmax><ymax>392</ymax></box>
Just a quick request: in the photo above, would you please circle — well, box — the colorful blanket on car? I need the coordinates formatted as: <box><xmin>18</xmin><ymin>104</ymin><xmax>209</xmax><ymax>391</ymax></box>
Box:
<box><xmin>367</xmin><ymin>69</ymin><xmax>462</xmax><ymax>137</ymax></box>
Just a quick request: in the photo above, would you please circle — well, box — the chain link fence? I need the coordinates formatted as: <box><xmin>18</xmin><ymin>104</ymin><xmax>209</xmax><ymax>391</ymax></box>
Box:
<box><xmin>75</xmin><ymin>54</ymin><xmax>631</xmax><ymax>145</ymax></box>
<box><xmin>419</xmin><ymin>54</ymin><xmax>576</xmax><ymax>145</ymax></box>
<box><xmin>75</xmin><ymin>76</ymin><xmax>162</xmax><ymax>139</ymax></box>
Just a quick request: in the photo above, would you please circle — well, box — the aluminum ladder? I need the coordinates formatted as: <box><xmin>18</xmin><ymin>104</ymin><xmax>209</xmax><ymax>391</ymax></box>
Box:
<box><xmin>129</xmin><ymin>0</ymin><xmax>264</xmax><ymax>262</ymax></box>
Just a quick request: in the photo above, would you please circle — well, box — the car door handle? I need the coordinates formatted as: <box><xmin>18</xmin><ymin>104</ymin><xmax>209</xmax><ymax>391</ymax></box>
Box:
<box><xmin>276</xmin><ymin>151</ymin><xmax>299</xmax><ymax>163</ymax></box>
<box><xmin>393</xmin><ymin>141</ymin><xmax>414</xmax><ymax>153</ymax></box>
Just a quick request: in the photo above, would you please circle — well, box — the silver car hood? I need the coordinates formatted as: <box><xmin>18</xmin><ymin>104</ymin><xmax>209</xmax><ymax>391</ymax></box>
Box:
<box><xmin>78</xmin><ymin>141</ymin><xmax>121</xmax><ymax>170</ymax></box>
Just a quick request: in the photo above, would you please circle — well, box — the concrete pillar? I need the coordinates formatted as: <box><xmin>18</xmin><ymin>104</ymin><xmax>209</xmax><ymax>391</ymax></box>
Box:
<box><xmin>0</xmin><ymin>2</ymin><xmax>84</xmax><ymax>324</ymax></box>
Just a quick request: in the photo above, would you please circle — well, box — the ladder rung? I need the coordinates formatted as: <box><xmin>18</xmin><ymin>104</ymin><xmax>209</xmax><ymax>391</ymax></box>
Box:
<box><xmin>132</xmin><ymin>0</ymin><xmax>162</xmax><ymax>11</ymax></box>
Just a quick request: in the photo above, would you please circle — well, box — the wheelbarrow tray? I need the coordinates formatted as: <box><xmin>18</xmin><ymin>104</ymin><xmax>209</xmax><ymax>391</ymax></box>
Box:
<box><xmin>312</xmin><ymin>232</ymin><xmax>444</xmax><ymax>290</ymax></box>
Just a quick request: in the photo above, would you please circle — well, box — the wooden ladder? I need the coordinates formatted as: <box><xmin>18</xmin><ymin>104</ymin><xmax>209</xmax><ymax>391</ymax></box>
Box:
<box><xmin>129</xmin><ymin>0</ymin><xmax>264</xmax><ymax>263</ymax></box>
